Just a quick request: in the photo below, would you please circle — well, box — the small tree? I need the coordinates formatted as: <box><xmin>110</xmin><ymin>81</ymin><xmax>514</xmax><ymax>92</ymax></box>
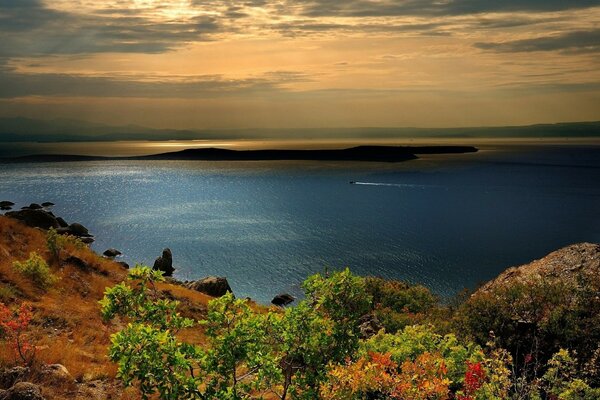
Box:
<box><xmin>0</xmin><ymin>302</ymin><xmax>35</xmax><ymax>366</ymax></box>
<box><xmin>13</xmin><ymin>252</ymin><xmax>56</xmax><ymax>289</ymax></box>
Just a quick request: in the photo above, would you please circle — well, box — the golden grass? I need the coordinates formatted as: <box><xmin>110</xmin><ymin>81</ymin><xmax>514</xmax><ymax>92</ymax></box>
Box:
<box><xmin>0</xmin><ymin>216</ymin><xmax>216</xmax><ymax>399</ymax></box>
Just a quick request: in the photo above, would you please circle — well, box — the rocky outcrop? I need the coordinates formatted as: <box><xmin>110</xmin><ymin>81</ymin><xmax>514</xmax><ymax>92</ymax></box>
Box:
<box><xmin>476</xmin><ymin>243</ymin><xmax>600</xmax><ymax>295</ymax></box>
<box><xmin>153</xmin><ymin>248</ymin><xmax>174</xmax><ymax>277</ymax></box>
<box><xmin>0</xmin><ymin>382</ymin><xmax>45</xmax><ymax>400</ymax></box>
<box><xmin>358</xmin><ymin>314</ymin><xmax>382</xmax><ymax>339</ymax></box>
<box><xmin>0</xmin><ymin>367</ymin><xmax>28</xmax><ymax>390</ymax></box>
<box><xmin>271</xmin><ymin>293</ymin><xmax>295</xmax><ymax>307</ymax></box>
<box><xmin>55</xmin><ymin>217</ymin><xmax>68</xmax><ymax>228</ymax></box>
<box><xmin>67</xmin><ymin>223</ymin><xmax>90</xmax><ymax>237</ymax></box>
<box><xmin>186</xmin><ymin>276</ymin><xmax>232</xmax><ymax>297</ymax></box>
<box><xmin>103</xmin><ymin>248</ymin><xmax>122</xmax><ymax>258</ymax></box>
<box><xmin>0</xmin><ymin>201</ymin><xmax>14</xmax><ymax>211</ymax></box>
<box><xmin>21</xmin><ymin>204</ymin><xmax>43</xmax><ymax>210</ymax></box>
<box><xmin>5</xmin><ymin>210</ymin><xmax>59</xmax><ymax>230</ymax></box>
<box><xmin>39</xmin><ymin>364</ymin><xmax>73</xmax><ymax>385</ymax></box>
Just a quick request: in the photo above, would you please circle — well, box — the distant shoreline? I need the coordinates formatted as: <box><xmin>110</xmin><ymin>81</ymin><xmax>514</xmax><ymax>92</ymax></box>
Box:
<box><xmin>0</xmin><ymin>145</ymin><xmax>478</xmax><ymax>163</ymax></box>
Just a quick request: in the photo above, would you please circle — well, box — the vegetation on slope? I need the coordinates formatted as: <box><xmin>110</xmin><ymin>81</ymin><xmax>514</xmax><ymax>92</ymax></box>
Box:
<box><xmin>1</xmin><ymin>215</ymin><xmax>599</xmax><ymax>399</ymax></box>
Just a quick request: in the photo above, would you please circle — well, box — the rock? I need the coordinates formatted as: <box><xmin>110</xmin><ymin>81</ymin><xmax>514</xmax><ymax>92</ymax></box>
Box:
<box><xmin>116</xmin><ymin>261</ymin><xmax>129</xmax><ymax>269</ymax></box>
<box><xmin>55</xmin><ymin>217</ymin><xmax>68</xmax><ymax>228</ymax></box>
<box><xmin>80</xmin><ymin>237</ymin><xmax>94</xmax><ymax>244</ymax></box>
<box><xmin>0</xmin><ymin>207</ymin><xmax>11</xmax><ymax>211</ymax></box>
<box><xmin>0</xmin><ymin>367</ymin><xmax>29</xmax><ymax>390</ymax></box>
<box><xmin>64</xmin><ymin>256</ymin><xmax>91</xmax><ymax>271</ymax></box>
<box><xmin>103</xmin><ymin>248</ymin><xmax>122</xmax><ymax>258</ymax></box>
<box><xmin>153</xmin><ymin>248</ymin><xmax>174</xmax><ymax>277</ymax></box>
<box><xmin>39</xmin><ymin>364</ymin><xmax>73</xmax><ymax>384</ymax></box>
<box><xmin>5</xmin><ymin>210</ymin><xmax>59</xmax><ymax>230</ymax></box>
<box><xmin>271</xmin><ymin>293</ymin><xmax>295</xmax><ymax>307</ymax></box>
<box><xmin>68</xmin><ymin>223</ymin><xmax>90</xmax><ymax>237</ymax></box>
<box><xmin>358</xmin><ymin>314</ymin><xmax>382</xmax><ymax>339</ymax></box>
<box><xmin>24</xmin><ymin>204</ymin><xmax>43</xmax><ymax>210</ymax></box>
<box><xmin>0</xmin><ymin>201</ymin><xmax>14</xmax><ymax>208</ymax></box>
<box><xmin>186</xmin><ymin>276</ymin><xmax>232</xmax><ymax>297</ymax></box>
<box><xmin>476</xmin><ymin>243</ymin><xmax>600</xmax><ymax>295</ymax></box>
<box><xmin>0</xmin><ymin>382</ymin><xmax>45</xmax><ymax>400</ymax></box>
<box><xmin>40</xmin><ymin>202</ymin><xmax>54</xmax><ymax>207</ymax></box>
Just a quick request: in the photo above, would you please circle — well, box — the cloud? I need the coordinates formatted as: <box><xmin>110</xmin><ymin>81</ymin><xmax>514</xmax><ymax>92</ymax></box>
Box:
<box><xmin>0</xmin><ymin>66</ymin><xmax>311</xmax><ymax>99</ymax></box>
<box><xmin>0</xmin><ymin>1</ymin><xmax>221</xmax><ymax>56</ymax></box>
<box><xmin>475</xmin><ymin>29</ymin><xmax>600</xmax><ymax>53</ymax></box>
<box><xmin>288</xmin><ymin>0</ymin><xmax>600</xmax><ymax>17</ymax></box>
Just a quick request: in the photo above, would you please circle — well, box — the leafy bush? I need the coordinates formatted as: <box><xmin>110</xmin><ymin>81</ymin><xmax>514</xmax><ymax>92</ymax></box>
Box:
<box><xmin>47</xmin><ymin>227</ymin><xmax>84</xmax><ymax>261</ymax></box>
<box><xmin>13</xmin><ymin>252</ymin><xmax>56</xmax><ymax>289</ymax></box>
<box><xmin>0</xmin><ymin>302</ymin><xmax>35</xmax><ymax>365</ymax></box>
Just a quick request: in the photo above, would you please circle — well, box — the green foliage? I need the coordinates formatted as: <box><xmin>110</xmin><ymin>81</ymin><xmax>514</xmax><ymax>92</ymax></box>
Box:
<box><xmin>363</xmin><ymin>324</ymin><xmax>483</xmax><ymax>388</ymax></box>
<box><xmin>201</xmin><ymin>293</ymin><xmax>280</xmax><ymax>399</ymax></box>
<box><xmin>101</xmin><ymin>266</ymin><xmax>197</xmax><ymax>399</ymax></box>
<box><xmin>456</xmin><ymin>275</ymin><xmax>600</xmax><ymax>377</ymax></box>
<box><xmin>13</xmin><ymin>252</ymin><xmax>56</xmax><ymax>289</ymax></box>
<box><xmin>46</xmin><ymin>227</ymin><xmax>84</xmax><ymax>261</ymax></box>
<box><xmin>365</xmin><ymin>276</ymin><xmax>442</xmax><ymax>333</ymax></box>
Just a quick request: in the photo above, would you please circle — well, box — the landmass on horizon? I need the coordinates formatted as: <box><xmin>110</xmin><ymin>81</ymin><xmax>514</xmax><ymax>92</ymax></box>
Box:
<box><xmin>0</xmin><ymin>145</ymin><xmax>478</xmax><ymax>163</ymax></box>
<box><xmin>0</xmin><ymin>117</ymin><xmax>598</xmax><ymax>143</ymax></box>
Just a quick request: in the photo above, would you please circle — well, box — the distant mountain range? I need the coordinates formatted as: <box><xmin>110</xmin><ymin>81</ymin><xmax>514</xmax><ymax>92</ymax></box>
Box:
<box><xmin>0</xmin><ymin>117</ymin><xmax>599</xmax><ymax>142</ymax></box>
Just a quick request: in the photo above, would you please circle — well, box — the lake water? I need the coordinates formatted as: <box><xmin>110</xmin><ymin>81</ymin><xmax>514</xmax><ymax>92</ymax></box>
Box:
<box><xmin>1</xmin><ymin>144</ymin><xmax>599</xmax><ymax>303</ymax></box>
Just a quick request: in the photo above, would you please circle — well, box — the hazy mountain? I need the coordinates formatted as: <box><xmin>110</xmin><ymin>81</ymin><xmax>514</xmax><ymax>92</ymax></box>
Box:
<box><xmin>0</xmin><ymin>117</ymin><xmax>599</xmax><ymax>142</ymax></box>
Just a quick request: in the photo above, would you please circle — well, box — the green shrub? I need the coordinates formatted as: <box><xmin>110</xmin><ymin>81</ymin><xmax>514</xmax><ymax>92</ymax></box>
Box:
<box><xmin>47</xmin><ymin>228</ymin><xmax>84</xmax><ymax>261</ymax></box>
<box><xmin>13</xmin><ymin>252</ymin><xmax>56</xmax><ymax>289</ymax></box>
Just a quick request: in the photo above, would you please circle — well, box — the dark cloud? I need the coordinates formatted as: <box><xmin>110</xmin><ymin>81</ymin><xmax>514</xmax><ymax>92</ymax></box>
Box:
<box><xmin>475</xmin><ymin>29</ymin><xmax>600</xmax><ymax>53</ymax></box>
<box><xmin>289</xmin><ymin>0</ymin><xmax>600</xmax><ymax>17</ymax></box>
<box><xmin>0</xmin><ymin>1</ymin><xmax>221</xmax><ymax>56</ymax></box>
<box><xmin>0</xmin><ymin>67</ymin><xmax>310</xmax><ymax>98</ymax></box>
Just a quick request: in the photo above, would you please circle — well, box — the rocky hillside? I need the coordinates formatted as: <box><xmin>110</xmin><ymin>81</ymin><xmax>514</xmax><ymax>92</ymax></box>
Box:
<box><xmin>476</xmin><ymin>242</ymin><xmax>600</xmax><ymax>294</ymax></box>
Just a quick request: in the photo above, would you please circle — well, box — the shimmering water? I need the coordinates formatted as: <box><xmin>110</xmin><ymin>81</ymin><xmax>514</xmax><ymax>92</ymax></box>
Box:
<box><xmin>1</xmin><ymin>145</ymin><xmax>599</xmax><ymax>303</ymax></box>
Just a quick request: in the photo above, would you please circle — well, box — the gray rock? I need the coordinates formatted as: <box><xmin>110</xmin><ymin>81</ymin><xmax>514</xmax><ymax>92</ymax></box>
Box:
<box><xmin>5</xmin><ymin>210</ymin><xmax>59</xmax><ymax>230</ymax></box>
<box><xmin>187</xmin><ymin>276</ymin><xmax>232</xmax><ymax>297</ymax></box>
<box><xmin>103</xmin><ymin>248</ymin><xmax>122</xmax><ymax>258</ymax></box>
<box><xmin>0</xmin><ymin>382</ymin><xmax>45</xmax><ymax>400</ymax></box>
<box><xmin>271</xmin><ymin>293</ymin><xmax>295</xmax><ymax>307</ymax></box>
<box><xmin>68</xmin><ymin>223</ymin><xmax>91</xmax><ymax>237</ymax></box>
<box><xmin>153</xmin><ymin>248</ymin><xmax>174</xmax><ymax>277</ymax></box>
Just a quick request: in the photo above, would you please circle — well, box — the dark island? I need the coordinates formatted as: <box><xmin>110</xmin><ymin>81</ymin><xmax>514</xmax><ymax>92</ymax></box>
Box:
<box><xmin>1</xmin><ymin>145</ymin><xmax>478</xmax><ymax>163</ymax></box>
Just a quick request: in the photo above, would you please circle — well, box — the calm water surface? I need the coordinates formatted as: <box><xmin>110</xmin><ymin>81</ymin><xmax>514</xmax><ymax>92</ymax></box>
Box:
<box><xmin>1</xmin><ymin>144</ymin><xmax>599</xmax><ymax>303</ymax></box>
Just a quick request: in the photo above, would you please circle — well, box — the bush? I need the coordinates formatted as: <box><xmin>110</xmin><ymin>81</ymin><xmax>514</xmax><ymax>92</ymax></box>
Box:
<box><xmin>13</xmin><ymin>252</ymin><xmax>56</xmax><ymax>289</ymax></box>
<box><xmin>47</xmin><ymin>228</ymin><xmax>84</xmax><ymax>261</ymax></box>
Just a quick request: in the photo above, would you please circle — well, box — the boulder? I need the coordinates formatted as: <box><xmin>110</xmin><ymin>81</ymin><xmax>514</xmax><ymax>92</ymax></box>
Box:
<box><xmin>80</xmin><ymin>237</ymin><xmax>94</xmax><ymax>244</ymax></box>
<box><xmin>39</xmin><ymin>364</ymin><xmax>73</xmax><ymax>384</ymax></box>
<box><xmin>68</xmin><ymin>223</ymin><xmax>90</xmax><ymax>237</ymax></box>
<box><xmin>116</xmin><ymin>261</ymin><xmax>130</xmax><ymax>269</ymax></box>
<box><xmin>40</xmin><ymin>202</ymin><xmax>54</xmax><ymax>208</ymax></box>
<box><xmin>0</xmin><ymin>382</ymin><xmax>45</xmax><ymax>400</ymax></box>
<box><xmin>358</xmin><ymin>314</ymin><xmax>382</xmax><ymax>339</ymax></box>
<box><xmin>0</xmin><ymin>201</ymin><xmax>14</xmax><ymax>208</ymax></box>
<box><xmin>0</xmin><ymin>367</ymin><xmax>29</xmax><ymax>390</ymax></box>
<box><xmin>22</xmin><ymin>203</ymin><xmax>42</xmax><ymax>210</ymax></box>
<box><xmin>5</xmin><ymin>210</ymin><xmax>59</xmax><ymax>230</ymax></box>
<box><xmin>55</xmin><ymin>217</ymin><xmax>68</xmax><ymax>228</ymax></box>
<box><xmin>64</xmin><ymin>256</ymin><xmax>91</xmax><ymax>271</ymax></box>
<box><xmin>0</xmin><ymin>207</ymin><xmax>11</xmax><ymax>211</ymax></box>
<box><xmin>153</xmin><ymin>248</ymin><xmax>174</xmax><ymax>277</ymax></box>
<box><xmin>271</xmin><ymin>293</ymin><xmax>295</xmax><ymax>307</ymax></box>
<box><xmin>187</xmin><ymin>276</ymin><xmax>232</xmax><ymax>297</ymax></box>
<box><xmin>103</xmin><ymin>248</ymin><xmax>122</xmax><ymax>258</ymax></box>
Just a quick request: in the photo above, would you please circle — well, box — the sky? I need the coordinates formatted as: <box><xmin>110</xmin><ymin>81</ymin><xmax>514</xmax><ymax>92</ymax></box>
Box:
<box><xmin>0</xmin><ymin>0</ymin><xmax>599</xmax><ymax>130</ymax></box>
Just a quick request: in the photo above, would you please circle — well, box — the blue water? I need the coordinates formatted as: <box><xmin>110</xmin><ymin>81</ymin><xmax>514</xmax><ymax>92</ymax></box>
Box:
<box><xmin>1</xmin><ymin>145</ymin><xmax>599</xmax><ymax>303</ymax></box>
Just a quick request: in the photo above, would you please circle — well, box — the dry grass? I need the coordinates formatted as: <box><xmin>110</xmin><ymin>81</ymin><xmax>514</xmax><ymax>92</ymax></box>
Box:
<box><xmin>0</xmin><ymin>216</ymin><xmax>215</xmax><ymax>399</ymax></box>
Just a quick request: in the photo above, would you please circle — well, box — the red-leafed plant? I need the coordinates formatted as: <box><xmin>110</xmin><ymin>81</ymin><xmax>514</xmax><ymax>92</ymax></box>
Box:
<box><xmin>457</xmin><ymin>361</ymin><xmax>486</xmax><ymax>400</ymax></box>
<box><xmin>0</xmin><ymin>302</ymin><xmax>35</xmax><ymax>365</ymax></box>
